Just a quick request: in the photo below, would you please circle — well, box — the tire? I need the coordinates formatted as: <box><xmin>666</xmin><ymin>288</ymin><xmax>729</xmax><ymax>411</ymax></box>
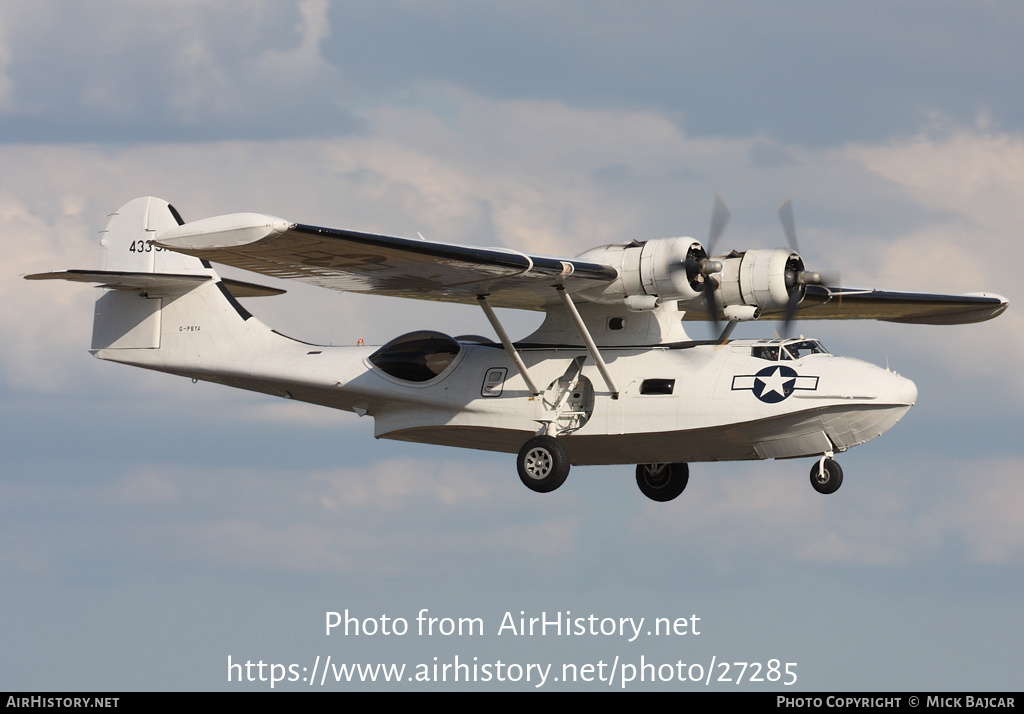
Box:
<box><xmin>636</xmin><ymin>462</ymin><xmax>689</xmax><ymax>502</ymax></box>
<box><xmin>809</xmin><ymin>458</ymin><xmax>843</xmax><ymax>494</ymax></box>
<box><xmin>517</xmin><ymin>436</ymin><xmax>570</xmax><ymax>493</ymax></box>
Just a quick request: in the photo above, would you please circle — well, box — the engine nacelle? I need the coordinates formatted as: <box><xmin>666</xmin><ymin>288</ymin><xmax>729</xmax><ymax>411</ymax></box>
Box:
<box><xmin>576</xmin><ymin>237</ymin><xmax>707</xmax><ymax>307</ymax></box>
<box><xmin>715</xmin><ymin>248</ymin><xmax>804</xmax><ymax>312</ymax></box>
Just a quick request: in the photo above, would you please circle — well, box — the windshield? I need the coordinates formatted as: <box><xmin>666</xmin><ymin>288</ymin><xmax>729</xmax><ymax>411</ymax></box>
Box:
<box><xmin>752</xmin><ymin>339</ymin><xmax>828</xmax><ymax>361</ymax></box>
<box><xmin>782</xmin><ymin>340</ymin><xmax>828</xmax><ymax>360</ymax></box>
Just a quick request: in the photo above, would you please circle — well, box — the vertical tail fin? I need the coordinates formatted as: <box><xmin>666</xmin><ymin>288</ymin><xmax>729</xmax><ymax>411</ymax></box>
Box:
<box><xmin>27</xmin><ymin>197</ymin><xmax>286</xmax><ymax>367</ymax></box>
<box><xmin>92</xmin><ymin>197</ymin><xmax>217</xmax><ymax>350</ymax></box>
<box><xmin>100</xmin><ymin>196</ymin><xmax>209</xmax><ymax>275</ymax></box>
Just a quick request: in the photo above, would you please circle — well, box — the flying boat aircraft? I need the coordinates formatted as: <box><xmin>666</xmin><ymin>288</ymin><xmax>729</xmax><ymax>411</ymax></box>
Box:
<box><xmin>27</xmin><ymin>197</ymin><xmax>1008</xmax><ymax>501</ymax></box>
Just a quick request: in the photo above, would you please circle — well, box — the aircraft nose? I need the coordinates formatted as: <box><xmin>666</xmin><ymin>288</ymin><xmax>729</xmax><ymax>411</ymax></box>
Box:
<box><xmin>898</xmin><ymin>375</ymin><xmax>918</xmax><ymax>406</ymax></box>
<box><xmin>861</xmin><ymin>365</ymin><xmax>917</xmax><ymax>406</ymax></box>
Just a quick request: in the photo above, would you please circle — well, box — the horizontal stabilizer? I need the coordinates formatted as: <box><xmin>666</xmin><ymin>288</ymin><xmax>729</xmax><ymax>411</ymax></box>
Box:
<box><xmin>25</xmin><ymin>270</ymin><xmax>210</xmax><ymax>291</ymax></box>
<box><xmin>25</xmin><ymin>270</ymin><xmax>285</xmax><ymax>298</ymax></box>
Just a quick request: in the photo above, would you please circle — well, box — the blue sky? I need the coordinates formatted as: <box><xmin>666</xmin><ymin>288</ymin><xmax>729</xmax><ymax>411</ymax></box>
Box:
<box><xmin>2</xmin><ymin>1</ymin><xmax>1022</xmax><ymax>691</ymax></box>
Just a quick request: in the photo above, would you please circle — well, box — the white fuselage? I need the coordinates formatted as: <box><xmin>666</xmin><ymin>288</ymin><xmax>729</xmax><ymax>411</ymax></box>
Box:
<box><xmin>98</xmin><ymin>308</ymin><xmax>917</xmax><ymax>466</ymax></box>
<box><xmin>368</xmin><ymin>340</ymin><xmax>917</xmax><ymax>465</ymax></box>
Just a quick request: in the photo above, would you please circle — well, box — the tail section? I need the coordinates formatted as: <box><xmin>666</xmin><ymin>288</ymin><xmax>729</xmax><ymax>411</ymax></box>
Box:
<box><xmin>100</xmin><ymin>196</ymin><xmax>206</xmax><ymax>275</ymax></box>
<box><xmin>93</xmin><ymin>197</ymin><xmax>215</xmax><ymax>351</ymax></box>
<box><xmin>27</xmin><ymin>196</ymin><xmax>288</xmax><ymax>377</ymax></box>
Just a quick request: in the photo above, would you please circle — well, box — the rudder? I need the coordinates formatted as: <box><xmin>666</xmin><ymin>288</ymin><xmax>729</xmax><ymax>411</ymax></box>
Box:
<box><xmin>27</xmin><ymin>197</ymin><xmax>285</xmax><ymax>364</ymax></box>
<box><xmin>92</xmin><ymin>197</ymin><xmax>216</xmax><ymax>350</ymax></box>
<box><xmin>101</xmin><ymin>196</ymin><xmax>209</xmax><ymax>275</ymax></box>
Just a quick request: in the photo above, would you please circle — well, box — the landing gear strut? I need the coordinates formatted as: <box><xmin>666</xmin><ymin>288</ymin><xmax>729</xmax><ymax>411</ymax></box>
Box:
<box><xmin>517</xmin><ymin>435</ymin><xmax>570</xmax><ymax>493</ymax></box>
<box><xmin>809</xmin><ymin>457</ymin><xmax>843</xmax><ymax>494</ymax></box>
<box><xmin>636</xmin><ymin>462</ymin><xmax>689</xmax><ymax>502</ymax></box>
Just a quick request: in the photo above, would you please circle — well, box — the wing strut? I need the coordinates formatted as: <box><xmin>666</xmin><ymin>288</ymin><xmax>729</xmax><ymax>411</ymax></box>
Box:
<box><xmin>716</xmin><ymin>320</ymin><xmax>739</xmax><ymax>344</ymax></box>
<box><xmin>477</xmin><ymin>295</ymin><xmax>542</xmax><ymax>396</ymax></box>
<box><xmin>555</xmin><ymin>287</ymin><xmax>620</xmax><ymax>399</ymax></box>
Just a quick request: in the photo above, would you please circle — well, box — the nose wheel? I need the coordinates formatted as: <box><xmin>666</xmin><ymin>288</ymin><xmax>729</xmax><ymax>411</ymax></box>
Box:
<box><xmin>517</xmin><ymin>435</ymin><xmax>570</xmax><ymax>493</ymax></box>
<box><xmin>810</xmin><ymin>457</ymin><xmax>843</xmax><ymax>494</ymax></box>
<box><xmin>636</xmin><ymin>462</ymin><xmax>689</xmax><ymax>502</ymax></box>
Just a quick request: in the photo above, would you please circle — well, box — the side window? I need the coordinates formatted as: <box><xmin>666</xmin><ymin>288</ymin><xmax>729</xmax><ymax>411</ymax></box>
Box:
<box><xmin>369</xmin><ymin>331</ymin><xmax>461</xmax><ymax>382</ymax></box>
<box><xmin>481</xmin><ymin>367</ymin><xmax>507</xmax><ymax>397</ymax></box>
<box><xmin>640</xmin><ymin>379</ymin><xmax>675</xmax><ymax>395</ymax></box>
<box><xmin>753</xmin><ymin>346</ymin><xmax>779</xmax><ymax>361</ymax></box>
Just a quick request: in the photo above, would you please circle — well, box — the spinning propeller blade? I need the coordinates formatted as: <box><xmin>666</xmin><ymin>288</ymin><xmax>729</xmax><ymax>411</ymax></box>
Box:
<box><xmin>708</xmin><ymin>194</ymin><xmax>731</xmax><ymax>254</ymax></box>
<box><xmin>777</xmin><ymin>199</ymin><xmax>839</xmax><ymax>337</ymax></box>
<box><xmin>778</xmin><ymin>198</ymin><xmax>799</xmax><ymax>254</ymax></box>
<box><xmin>703</xmin><ymin>195</ymin><xmax>730</xmax><ymax>335</ymax></box>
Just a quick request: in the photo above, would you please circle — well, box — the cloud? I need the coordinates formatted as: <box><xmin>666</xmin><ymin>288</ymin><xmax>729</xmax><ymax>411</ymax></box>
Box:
<box><xmin>633</xmin><ymin>455</ymin><xmax>1024</xmax><ymax>569</ymax></box>
<box><xmin>5</xmin><ymin>98</ymin><xmax>1022</xmax><ymax>402</ymax></box>
<box><xmin>274</xmin><ymin>0</ymin><xmax>331</xmax><ymax>68</ymax></box>
<box><xmin>0</xmin><ymin>192</ymin><xmax>100</xmax><ymax>388</ymax></box>
<box><xmin>3</xmin><ymin>2</ymin><xmax>1023</xmax><ymax>692</ymax></box>
<box><xmin>0</xmin><ymin>454</ymin><xmax>585</xmax><ymax>581</ymax></box>
<box><xmin>5</xmin><ymin>2</ymin><xmax>1024</xmax><ymax>148</ymax></box>
<box><xmin>0</xmin><ymin>13</ymin><xmax>13</xmax><ymax>112</ymax></box>
<box><xmin>939</xmin><ymin>458</ymin><xmax>1024</xmax><ymax>564</ymax></box>
<box><xmin>5</xmin><ymin>449</ymin><xmax>1020</xmax><ymax>588</ymax></box>
<box><xmin>0</xmin><ymin>1</ymin><xmax>354</xmax><ymax>141</ymax></box>
<box><xmin>310</xmin><ymin>458</ymin><xmax>500</xmax><ymax>509</ymax></box>
<box><xmin>835</xmin><ymin>126</ymin><xmax>1024</xmax><ymax>392</ymax></box>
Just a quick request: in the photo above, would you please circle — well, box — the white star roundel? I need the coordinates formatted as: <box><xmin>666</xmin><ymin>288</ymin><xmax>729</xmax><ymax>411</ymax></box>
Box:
<box><xmin>732</xmin><ymin>366</ymin><xmax>819</xmax><ymax>404</ymax></box>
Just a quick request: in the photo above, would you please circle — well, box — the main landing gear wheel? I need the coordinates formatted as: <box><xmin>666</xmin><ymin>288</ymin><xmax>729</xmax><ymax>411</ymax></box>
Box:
<box><xmin>517</xmin><ymin>435</ymin><xmax>570</xmax><ymax>493</ymax></box>
<box><xmin>636</xmin><ymin>462</ymin><xmax>689</xmax><ymax>502</ymax></box>
<box><xmin>809</xmin><ymin>458</ymin><xmax>843</xmax><ymax>494</ymax></box>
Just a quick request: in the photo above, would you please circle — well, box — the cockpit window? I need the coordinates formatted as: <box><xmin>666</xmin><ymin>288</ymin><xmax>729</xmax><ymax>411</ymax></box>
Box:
<box><xmin>752</xmin><ymin>340</ymin><xmax>828</xmax><ymax>361</ymax></box>
<box><xmin>369</xmin><ymin>331</ymin><xmax>461</xmax><ymax>382</ymax></box>
<box><xmin>783</xmin><ymin>340</ymin><xmax>828</xmax><ymax>360</ymax></box>
<box><xmin>753</xmin><ymin>345</ymin><xmax>781</xmax><ymax>361</ymax></box>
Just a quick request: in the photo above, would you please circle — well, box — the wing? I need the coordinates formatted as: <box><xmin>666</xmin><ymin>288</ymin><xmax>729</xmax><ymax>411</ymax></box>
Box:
<box><xmin>681</xmin><ymin>285</ymin><xmax>1009</xmax><ymax>325</ymax></box>
<box><xmin>153</xmin><ymin>211</ymin><xmax>1007</xmax><ymax>324</ymax></box>
<box><xmin>154</xmin><ymin>213</ymin><xmax>617</xmax><ymax>311</ymax></box>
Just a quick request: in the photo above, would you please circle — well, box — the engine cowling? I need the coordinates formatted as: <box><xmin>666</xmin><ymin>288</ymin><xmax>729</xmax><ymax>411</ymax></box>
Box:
<box><xmin>714</xmin><ymin>248</ymin><xmax>805</xmax><ymax>313</ymax></box>
<box><xmin>576</xmin><ymin>237</ymin><xmax>708</xmax><ymax>308</ymax></box>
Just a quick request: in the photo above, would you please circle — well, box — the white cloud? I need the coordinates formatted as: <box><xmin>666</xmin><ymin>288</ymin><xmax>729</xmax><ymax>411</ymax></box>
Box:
<box><xmin>940</xmin><ymin>459</ymin><xmax>1024</xmax><ymax>564</ymax></box>
<box><xmin>0</xmin><ymin>13</ymin><xmax>13</xmax><ymax>112</ymax></box>
<box><xmin>5</xmin><ymin>451</ymin><xmax>1020</xmax><ymax>583</ymax></box>
<box><xmin>4</xmin><ymin>100</ymin><xmax>1022</xmax><ymax>401</ymax></box>
<box><xmin>636</xmin><ymin>455</ymin><xmax>1024</xmax><ymax>568</ymax></box>
<box><xmin>0</xmin><ymin>455</ymin><xmax>585</xmax><ymax>578</ymax></box>
<box><xmin>0</xmin><ymin>192</ymin><xmax>100</xmax><ymax>388</ymax></box>
<box><xmin>0</xmin><ymin>1</ymin><xmax>349</xmax><ymax>138</ymax></box>
<box><xmin>835</xmin><ymin>127</ymin><xmax>1024</xmax><ymax>390</ymax></box>
<box><xmin>287</xmin><ymin>0</ymin><xmax>331</xmax><ymax>66</ymax></box>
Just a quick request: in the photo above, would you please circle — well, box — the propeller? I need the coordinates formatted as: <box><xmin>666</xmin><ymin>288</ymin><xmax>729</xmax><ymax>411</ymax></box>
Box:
<box><xmin>708</xmin><ymin>194</ymin><xmax>731</xmax><ymax>254</ymax></box>
<box><xmin>682</xmin><ymin>195</ymin><xmax>729</xmax><ymax>335</ymax></box>
<box><xmin>777</xmin><ymin>198</ymin><xmax>799</xmax><ymax>254</ymax></box>
<box><xmin>776</xmin><ymin>199</ymin><xmax>839</xmax><ymax>337</ymax></box>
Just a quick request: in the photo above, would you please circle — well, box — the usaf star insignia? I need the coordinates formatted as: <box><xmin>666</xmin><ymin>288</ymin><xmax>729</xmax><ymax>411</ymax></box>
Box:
<box><xmin>732</xmin><ymin>365</ymin><xmax>819</xmax><ymax>404</ymax></box>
